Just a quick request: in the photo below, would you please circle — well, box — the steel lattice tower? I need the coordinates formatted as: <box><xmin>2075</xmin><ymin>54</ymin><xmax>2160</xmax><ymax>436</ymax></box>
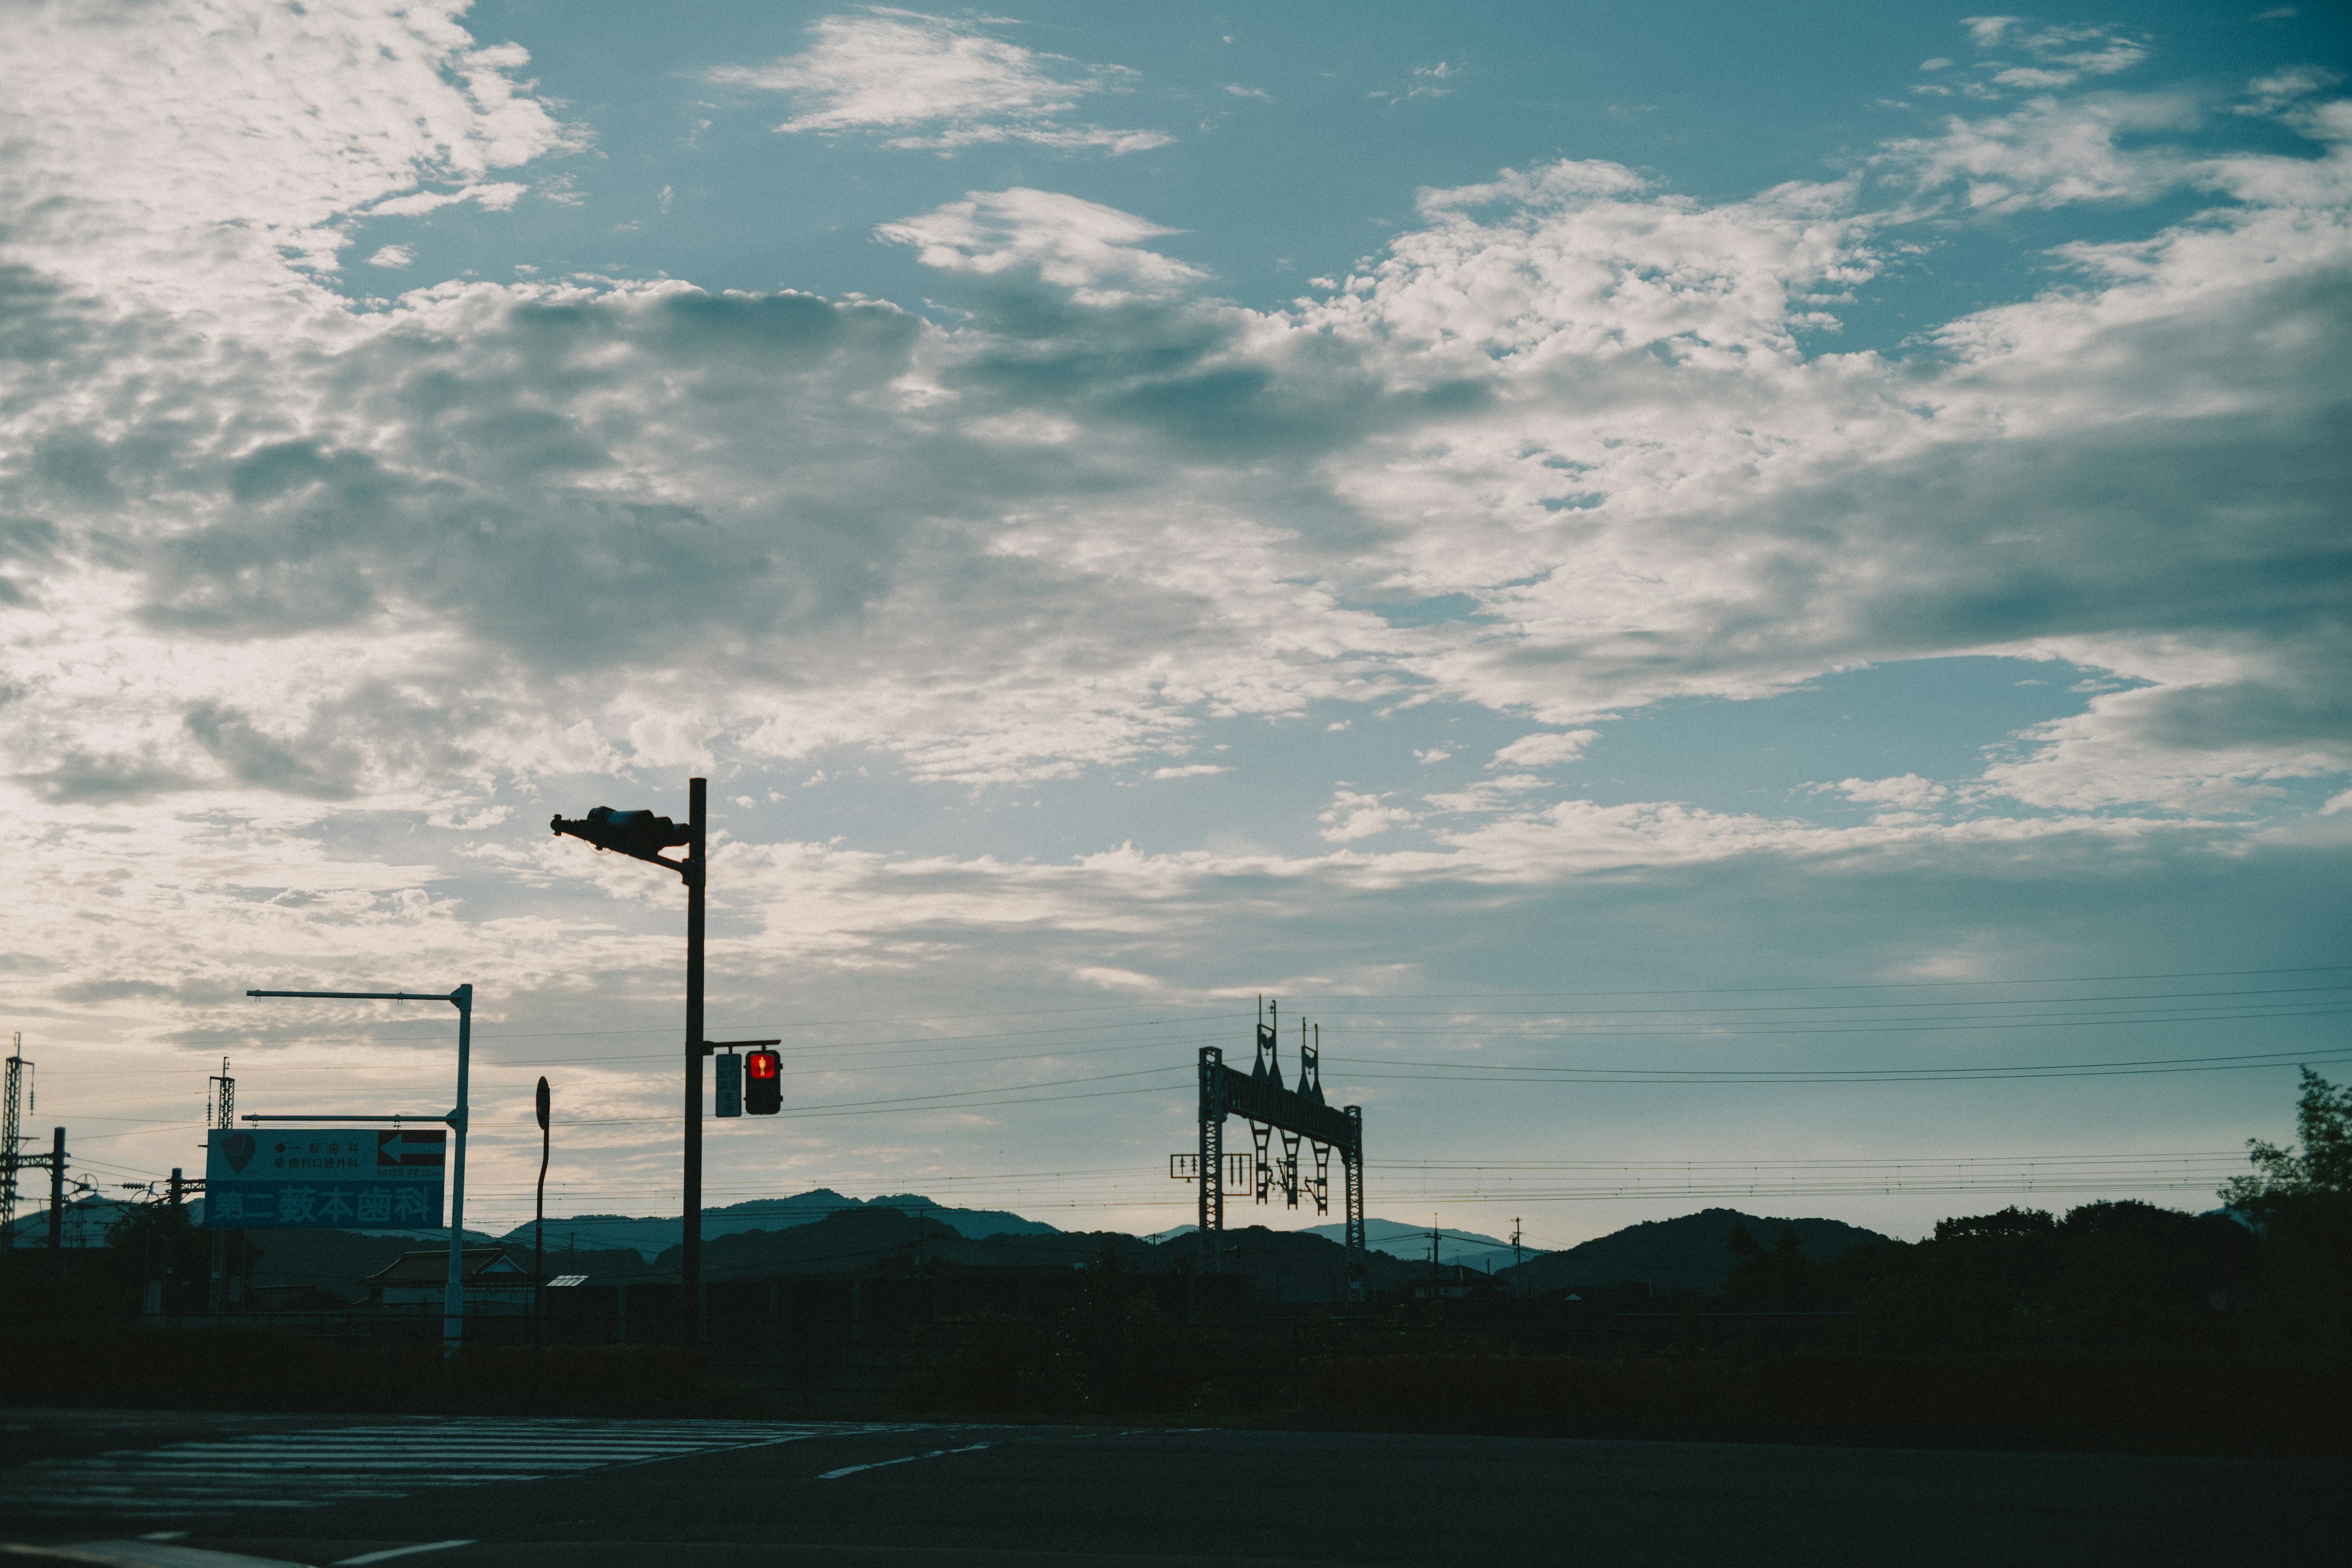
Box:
<box><xmin>2</xmin><ymin>1036</ymin><xmax>23</xmax><ymax>1240</ymax></box>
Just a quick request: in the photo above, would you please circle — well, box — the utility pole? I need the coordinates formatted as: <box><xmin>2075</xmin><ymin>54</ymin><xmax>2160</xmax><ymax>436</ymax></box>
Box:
<box><xmin>535</xmin><ymin>1076</ymin><xmax>551</xmax><ymax>1348</ymax></box>
<box><xmin>684</xmin><ymin>776</ymin><xmax>707</xmax><ymax>1340</ymax></box>
<box><xmin>47</xmin><ymin>1126</ymin><xmax>65</xmax><ymax>1250</ymax></box>
<box><xmin>1512</xmin><ymin>1218</ymin><xmax>1524</xmax><ymax>1298</ymax></box>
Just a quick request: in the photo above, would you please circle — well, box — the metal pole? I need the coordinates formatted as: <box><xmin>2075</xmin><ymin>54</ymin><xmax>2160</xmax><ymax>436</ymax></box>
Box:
<box><xmin>1197</xmin><ymin>1047</ymin><xmax>1222</xmax><ymax>1276</ymax></box>
<box><xmin>443</xmin><ymin>984</ymin><xmax>472</xmax><ymax>1359</ymax></box>
<box><xmin>47</xmin><ymin>1126</ymin><xmax>63</xmax><ymax>1250</ymax></box>
<box><xmin>1344</xmin><ymin>1104</ymin><xmax>1365</xmax><ymax>1302</ymax></box>
<box><xmin>535</xmin><ymin>1076</ymin><xmax>550</xmax><ymax>1348</ymax></box>
<box><xmin>683</xmin><ymin>776</ymin><xmax>707</xmax><ymax>1343</ymax></box>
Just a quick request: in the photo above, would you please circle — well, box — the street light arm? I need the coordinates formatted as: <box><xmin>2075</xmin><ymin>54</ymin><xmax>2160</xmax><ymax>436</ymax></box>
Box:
<box><xmin>549</xmin><ymin>815</ymin><xmax>695</xmax><ymax>883</ymax></box>
<box><xmin>247</xmin><ymin>989</ymin><xmax>461</xmax><ymax>1003</ymax></box>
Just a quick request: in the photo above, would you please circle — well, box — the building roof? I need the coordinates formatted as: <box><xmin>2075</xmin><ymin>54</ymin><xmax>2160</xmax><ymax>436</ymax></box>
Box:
<box><xmin>368</xmin><ymin>1247</ymin><xmax>527</xmax><ymax>1284</ymax></box>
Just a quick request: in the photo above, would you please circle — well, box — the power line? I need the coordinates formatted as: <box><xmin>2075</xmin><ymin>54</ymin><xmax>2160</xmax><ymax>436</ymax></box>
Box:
<box><xmin>1296</xmin><ymin>963</ymin><xmax>2352</xmax><ymax>1001</ymax></box>
<box><xmin>1329</xmin><ymin>1040</ymin><xmax>2352</xmax><ymax>1082</ymax></box>
<box><xmin>1321</xmin><ymin>1003</ymin><xmax>2352</xmax><ymax>1040</ymax></box>
<box><xmin>1301</xmin><ymin>982</ymin><xmax>2352</xmax><ymax>1019</ymax></box>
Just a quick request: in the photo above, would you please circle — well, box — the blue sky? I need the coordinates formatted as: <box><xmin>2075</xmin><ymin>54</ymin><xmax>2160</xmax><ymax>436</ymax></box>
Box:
<box><xmin>1</xmin><ymin>1</ymin><xmax>2347</xmax><ymax>1250</ymax></box>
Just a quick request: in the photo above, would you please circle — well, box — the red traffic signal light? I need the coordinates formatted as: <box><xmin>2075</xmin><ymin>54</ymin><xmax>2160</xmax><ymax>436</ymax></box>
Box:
<box><xmin>745</xmin><ymin>1049</ymin><xmax>782</xmax><ymax>1115</ymax></box>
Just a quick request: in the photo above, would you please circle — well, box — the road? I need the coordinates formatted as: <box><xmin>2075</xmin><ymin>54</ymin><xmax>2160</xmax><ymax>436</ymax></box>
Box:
<box><xmin>0</xmin><ymin>1409</ymin><xmax>2333</xmax><ymax>1567</ymax></box>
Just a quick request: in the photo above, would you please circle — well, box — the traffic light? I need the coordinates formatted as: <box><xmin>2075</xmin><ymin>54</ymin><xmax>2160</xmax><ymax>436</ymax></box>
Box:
<box><xmin>745</xmin><ymin>1049</ymin><xmax>781</xmax><ymax>1115</ymax></box>
<box><xmin>714</xmin><ymin>1050</ymin><xmax>742</xmax><ymax>1118</ymax></box>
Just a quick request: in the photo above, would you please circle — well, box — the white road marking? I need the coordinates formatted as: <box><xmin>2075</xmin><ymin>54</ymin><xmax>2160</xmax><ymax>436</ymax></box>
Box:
<box><xmin>818</xmin><ymin>1442</ymin><xmax>991</xmax><ymax>1480</ymax></box>
<box><xmin>2</xmin><ymin>1419</ymin><xmax>919</xmax><ymax>1523</ymax></box>
<box><xmin>331</xmin><ymin>1541</ymin><xmax>479</xmax><ymax>1565</ymax></box>
<box><xmin>74</xmin><ymin>1542</ymin><xmax>311</xmax><ymax>1568</ymax></box>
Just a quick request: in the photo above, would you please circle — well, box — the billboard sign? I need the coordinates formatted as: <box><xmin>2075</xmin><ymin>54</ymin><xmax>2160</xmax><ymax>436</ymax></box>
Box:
<box><xmin>203</xmin><ymin>1128</ymin><xmax>446</xmax><ymax>1230</ymax></box>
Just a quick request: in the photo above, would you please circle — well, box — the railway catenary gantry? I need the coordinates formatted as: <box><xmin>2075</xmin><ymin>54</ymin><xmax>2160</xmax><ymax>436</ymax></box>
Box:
<box><xmin>1196</xmin><ymin>1001</ymin><xmax>1365</xmax><ymax>1297</ymax></box>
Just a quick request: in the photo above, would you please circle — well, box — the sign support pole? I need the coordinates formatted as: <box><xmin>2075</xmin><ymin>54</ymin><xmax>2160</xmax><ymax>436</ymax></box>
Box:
<box><xmin>246</xmin><ymin>985</ymin><xmax>475</xmax><ymax>1359</ymax></box>
<box><xmin>445</xmin><ymin>984</ymin><xmax>472</xmax><ymax>1358</ymax></box>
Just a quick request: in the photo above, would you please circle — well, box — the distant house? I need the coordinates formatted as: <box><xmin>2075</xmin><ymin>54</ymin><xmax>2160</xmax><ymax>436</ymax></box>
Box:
<box><xmin>366</xmin><ymin>1248</ymin><xmax>534</xmax><ymax>1314</ymax></box>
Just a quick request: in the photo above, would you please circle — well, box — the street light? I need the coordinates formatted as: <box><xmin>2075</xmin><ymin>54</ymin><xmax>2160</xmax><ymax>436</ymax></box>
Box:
<box><xmin>552</xmin><ymin>779</ymin><xmax>709</xmax><ymax>1340</ymax></box>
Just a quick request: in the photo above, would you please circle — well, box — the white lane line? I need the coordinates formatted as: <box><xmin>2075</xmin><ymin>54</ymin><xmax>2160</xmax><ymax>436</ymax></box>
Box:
<box><xmin>818</xmin><ymin>1443</ymin><xmax>990</xmax><ymax>1480</ymax></box>
<box><xmin>75</xmin><ymin>1541</ymin><xmax>314</xmax><ymax>1568</ymax></box>
<box><xmin>6</xmin><ymin>1420</ymin><xmax>926</xmax><ymax>1520</ymax></box>
<box><xmin>331</xmin><ymin>1541</ymin><xmax>478</xmax><ymax>1566</ymax></box>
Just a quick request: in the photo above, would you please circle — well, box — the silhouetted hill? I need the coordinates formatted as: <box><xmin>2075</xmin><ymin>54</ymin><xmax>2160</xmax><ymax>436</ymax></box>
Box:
<box><xmin>508</xmin><ymin>1188</ymin><xmax>1056</xmax><ymax>1260</ymax></box>
<box><xmin>1501</xmin><ymin>1208</ymin><xmax>1891</xmax><ymax>1295</ymax></box>
<box><xmin>669</xmin><ymin>1206</ymin><xmax>1151</xmax><ymax>1280</ymax></box>
<box><xmin>1304</xmin><ymin>1218</ymin><xmax>1519</xmax><ymax>1271</ymax></box>
<box><xmin>660</xmin><ymin>1207</ymin><xmax>1426</xmax><ymax>1303</ymax></box>
<box><xmin>1156</xmin><ymin>1225</ymin><xmax>1425</xmax><ymax>1302</ymax></box>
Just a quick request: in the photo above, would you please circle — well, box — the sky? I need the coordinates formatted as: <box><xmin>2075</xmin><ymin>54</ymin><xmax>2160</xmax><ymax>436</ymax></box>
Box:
<box><xmin>1</xmin><ymin>1</ymin><xmax>2348</xmax><ymax>1254</ymax></box>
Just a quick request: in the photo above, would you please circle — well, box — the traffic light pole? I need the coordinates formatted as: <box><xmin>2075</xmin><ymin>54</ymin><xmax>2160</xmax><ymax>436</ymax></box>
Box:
<box><xmin>549</xmin><ymin>783</ymin><xmax>709</xmax><ymax>1344</ymax></box>
<box><xmin>682</xmin><ymin>777</ymin><xmax>707</xmax><ymax>1343</ymax></box>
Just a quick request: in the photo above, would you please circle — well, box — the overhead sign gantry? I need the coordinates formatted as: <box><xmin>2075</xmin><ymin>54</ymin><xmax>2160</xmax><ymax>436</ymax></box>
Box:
<box><xmin>1192</xmin><ymin>1001</ymin><xmax>1365</xmax><ymax>1297</ymax></box>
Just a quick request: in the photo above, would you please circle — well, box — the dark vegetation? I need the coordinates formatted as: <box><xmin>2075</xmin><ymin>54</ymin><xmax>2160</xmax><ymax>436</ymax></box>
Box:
<box><xmin>6</xmin><ymin>1071</ymin><xmax>2347</xmax><ymax>1453</ymax></box>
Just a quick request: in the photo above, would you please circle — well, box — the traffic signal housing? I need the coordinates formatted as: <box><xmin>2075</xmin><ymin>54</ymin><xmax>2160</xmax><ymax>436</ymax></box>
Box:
<box><xmin>745</xmin><ymin>1048</ymin><xmax>782</xmax><ymax>1115</ymax></box>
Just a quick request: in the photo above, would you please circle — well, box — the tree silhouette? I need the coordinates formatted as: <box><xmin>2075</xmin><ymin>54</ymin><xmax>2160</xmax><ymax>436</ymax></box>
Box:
<box><xmin>2221</xmin><ymin>1068</ymin><xmax>2352</xmax><ymax>1209</ymax></box>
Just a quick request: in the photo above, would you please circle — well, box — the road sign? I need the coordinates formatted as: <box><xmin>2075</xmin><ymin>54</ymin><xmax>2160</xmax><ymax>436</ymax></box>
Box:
<box><xmin>203</xmin><ymin>1127</ymin><xmax>446</xmax><ymax>1230</ymax></box>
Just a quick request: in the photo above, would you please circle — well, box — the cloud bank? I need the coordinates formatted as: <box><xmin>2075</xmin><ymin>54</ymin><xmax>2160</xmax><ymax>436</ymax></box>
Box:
<box><xmin>1</xmin><ymin>6</ymin><xmax>2346</xmax><ymax>1235</ymax></box>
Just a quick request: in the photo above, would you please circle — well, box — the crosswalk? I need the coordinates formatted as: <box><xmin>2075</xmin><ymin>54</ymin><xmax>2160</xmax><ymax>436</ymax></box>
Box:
<box><xmin>0</xmin><ymin>1417</ymin><xmax>914</xmax><ymax>1523</ymax></box>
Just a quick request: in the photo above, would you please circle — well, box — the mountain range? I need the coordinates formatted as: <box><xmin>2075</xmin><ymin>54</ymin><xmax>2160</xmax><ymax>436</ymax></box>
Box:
<box><xmin>499</xmin><ymin>1188</ymin><xmax>1057</xmax><ymax>1261</ymax></box>
<box><xmin>29</xmin><ymin>1185</ymin><xmax>1894</xmax><ymax>1304</ymax></box>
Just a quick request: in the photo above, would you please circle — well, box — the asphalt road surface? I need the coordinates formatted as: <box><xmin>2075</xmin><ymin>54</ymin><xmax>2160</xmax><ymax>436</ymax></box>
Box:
<box><xmin>1</xmin><ymin>1410</ymin><xmax>2334</xmax><ymax>1567</ymax></box>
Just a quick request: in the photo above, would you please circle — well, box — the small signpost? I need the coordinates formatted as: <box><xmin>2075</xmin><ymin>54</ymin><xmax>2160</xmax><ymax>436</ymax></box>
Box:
<box><xmin>203</xmin><ymin>1127</ymin><xmax>446</xmax><ymax>1229</ymax></box>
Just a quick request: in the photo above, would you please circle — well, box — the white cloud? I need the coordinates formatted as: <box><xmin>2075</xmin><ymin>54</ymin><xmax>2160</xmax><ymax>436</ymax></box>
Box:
<box><xmin>1414</xmin><ymin>747</ymin><xmax>1452</xmax><ymax>764</ymax></box>
<box><xmin>1836</xmin><ymin>774</ymin><xmax>1951</xmax><ymax>810</ymax></box>
<box><xmin>876</xmin><ymin>187</ymin><xmax>1207</xmax><ymax>304</ymax></box>
<box><xmin>366</xmin><ymin>244</ymin><xmax>415</xmax><ymax>269</ymax></box>
<box><xmin>1490</xmin><ymin>732</ymin><xmax>1598</xmax><ymax>770</ymax></box>
<box><xmin>0</xmin><ymin>0</ymin><xmax>577</xmax><ymax>318</ymax></box>
<box><xmin>1371</xmin><ymin>61</ymin><xmax>1459</xmax><ymax>105</ymax></box>
<box><xmin>1318</xmin><ymin>790</ymin><xmax>1417</xmax><ymax>842</ymax></box>
<box><xmin>365</xmin><ymin>181</ymin><xmax>530</xmax><ymax>219</ymax></box>
<box><xmin>707</xmin><ymin>9</ymin><xmax>1170</xmax><ymax>154</ymax></box>
<box><xmin>1877</xmin><ymin>91</ymin><xmax>2198</xmax><ymax>213</ymax></box>
<box><xmin>1148</xmin><ymin>764</ymin><xmax>1229</xmax><ymax>780</ymax></box>
<box><xmin>0</xmin><ymin>8</ymin><xmax>2346</xmax><ymax>1116</ymax></box>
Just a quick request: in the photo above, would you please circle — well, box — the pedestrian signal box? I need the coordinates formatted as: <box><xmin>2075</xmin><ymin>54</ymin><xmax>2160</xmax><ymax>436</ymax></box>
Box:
<box><xmin>714</xmin><ymin>1050</ymin><xmax>742</xmax><ymax>1118</ymax></box>
<box><xmin>745</xmin><ymin>1048</ymin><xmax>782</xmax><ymax>1115</ymax></box>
